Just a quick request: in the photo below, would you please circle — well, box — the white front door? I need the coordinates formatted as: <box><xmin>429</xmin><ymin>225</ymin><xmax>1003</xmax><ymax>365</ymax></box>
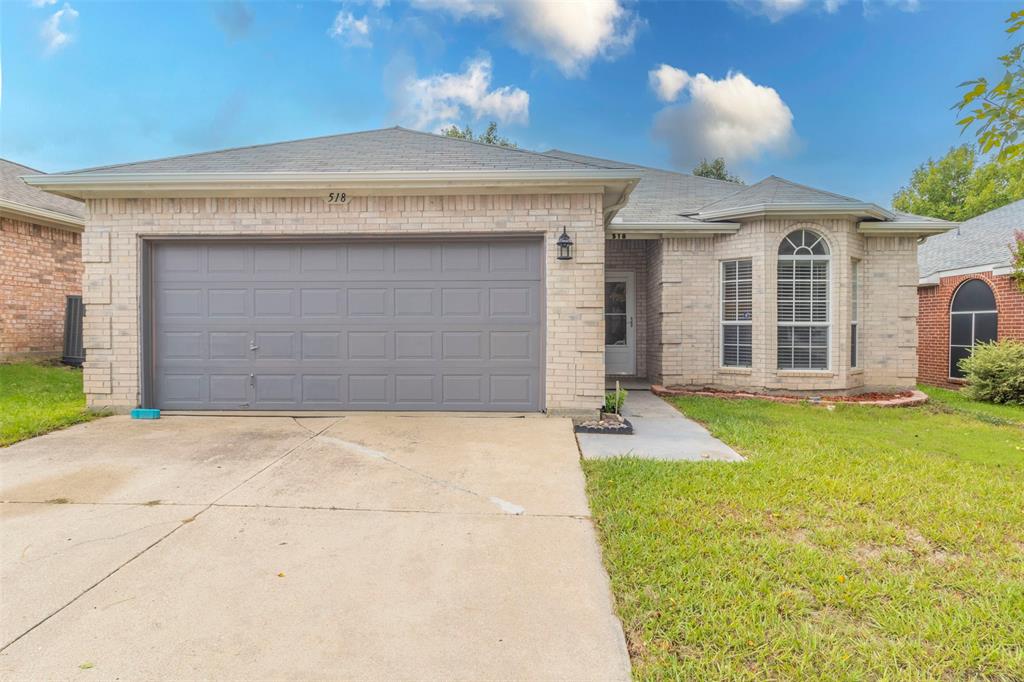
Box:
<box><xmin>605</xmin><ymin>271</ymin><xmax>636</xmax><ymax>376</ymax></box>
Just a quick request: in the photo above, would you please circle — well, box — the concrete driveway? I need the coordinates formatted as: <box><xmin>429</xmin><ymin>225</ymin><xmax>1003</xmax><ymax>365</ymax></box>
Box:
<box><xmin>0</xmin><ymin>415</ymin><xmax>630</xmax><ymax>680</ymax></box>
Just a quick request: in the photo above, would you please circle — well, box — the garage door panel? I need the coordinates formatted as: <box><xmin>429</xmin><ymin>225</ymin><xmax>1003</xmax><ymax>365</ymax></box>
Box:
<box><xmin>151</xmin><ymin>239</ymin><xmax>542</xmax><ymax>411</ymax></box>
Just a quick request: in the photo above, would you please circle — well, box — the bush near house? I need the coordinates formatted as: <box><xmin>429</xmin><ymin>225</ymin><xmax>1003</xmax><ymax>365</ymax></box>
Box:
<box><xmin>0</xmin><ymin>363</ymin><xmax>102</xmax><ymax>446</ymax></box>
<box><xmin>960</xmin><ymin>340</ymin><xmax>1024</xmax><ymax>404</ymax></box>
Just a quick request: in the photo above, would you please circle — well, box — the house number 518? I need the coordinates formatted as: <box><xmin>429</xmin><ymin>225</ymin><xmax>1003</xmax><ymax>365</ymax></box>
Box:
<box><xmin>327</xmin><ymin>192</ymin><xmax>347</xmax><ymax>203</ymax></box>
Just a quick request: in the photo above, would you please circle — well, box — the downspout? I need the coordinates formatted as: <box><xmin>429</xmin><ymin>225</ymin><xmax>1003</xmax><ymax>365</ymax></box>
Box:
<box><xmin>603</xmin><ymin>179</ymin><xmax>639</xmax><ymax>228</ymax></box>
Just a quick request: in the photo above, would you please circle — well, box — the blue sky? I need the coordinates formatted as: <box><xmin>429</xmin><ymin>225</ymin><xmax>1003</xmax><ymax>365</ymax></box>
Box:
<box><xmin>1</xmin><ymin>0</ymin><xmax>1016</xmax><ymax>206</ymax></box>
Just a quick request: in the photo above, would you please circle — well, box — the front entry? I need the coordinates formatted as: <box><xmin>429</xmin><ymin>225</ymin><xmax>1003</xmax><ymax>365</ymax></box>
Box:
<box><xmin>604</xmin><ymin>271</ymin><xmax>636</xmax><ymax>376</ymax></box>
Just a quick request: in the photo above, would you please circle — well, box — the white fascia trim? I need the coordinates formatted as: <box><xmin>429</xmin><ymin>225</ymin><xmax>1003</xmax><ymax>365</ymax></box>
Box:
<box><xmin>608</xmin><ymin>221</ymin><xmax>741</xmax><ymax>238</ymax></box>
<box><xmin>695</xmin><ymin>202</ymin><xmax>894</xmax><ymax>222</ymax></box>
<box><xmin>22</xmin><ymin>169</ymin><xmax>642</xmax><ymax>199</ymax></box>
<box><xmin>0</xmin><ymin>199</ymin><xmax>84</xmax><ymax>231</ymax></box>
<box><xmin>858</xmin><ymin>220</ymin><xmax>956</xmax><ymax>236</ymax></box>
<box><xmin>917</xmin><ymin>261</ymin><xmax>1014</xmax><ymax>285</ymax></box>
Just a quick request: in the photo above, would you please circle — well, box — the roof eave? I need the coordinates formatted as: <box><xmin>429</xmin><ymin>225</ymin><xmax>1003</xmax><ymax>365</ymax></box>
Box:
<box><xmin>857</xmin><ymin>220</ymin><xmax>957</xmax><ymax>237</ymax></box>
<box><xmin>0</xmin><ymin>198</ymin><xmax>84</xmax><ymax>231</ymax></box>
<box><xmin>695</xmin><ymin>202</ymin><xmax>895</xmax><ymax>222</ymax></box>
<box><xmin>21</xmin><ymin>169</ymin><xmax>642</xmax><ymax>200</ymax></box>
<box><xmin>608</xmin><ymin>221</ymin><xmax>741</xmax><ymax>238</ymax></box>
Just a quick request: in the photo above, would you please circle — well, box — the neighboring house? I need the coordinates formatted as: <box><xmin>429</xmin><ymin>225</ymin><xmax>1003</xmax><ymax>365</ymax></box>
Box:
<box><xmin>24</xmin><ymin>127</ymin><xmax>953</xmax><ymax>415</ymax></box>
<box><xmin>0</xmin><ymin>159</ymin><xmax>85</xmax><ymax>362</ymax></box>
<box><xmin>917</xmin><ymin>200</ymin><xmax>1024</xmax><ymax>387</ymax></box>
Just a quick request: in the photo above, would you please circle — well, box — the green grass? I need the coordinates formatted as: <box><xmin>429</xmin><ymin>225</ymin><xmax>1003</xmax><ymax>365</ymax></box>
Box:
<box><xmin>919</xmin><ymin>384</ymin><xmax>1024</xmax><ymax>427</ymax></box>
<box><xmin>0</xmin><ymin>363</ymin><xmax>102</xmax><ymax>446</ymax></box>
<box><xmin>584</xmin><ymin>390</ymin><xmax>1024</xmax><ymax>680</ymax></box>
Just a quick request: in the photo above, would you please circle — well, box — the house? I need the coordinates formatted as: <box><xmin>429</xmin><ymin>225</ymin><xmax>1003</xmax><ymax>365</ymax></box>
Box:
<box><xmin>23</xmin><ymin>127</ymin><xmax>954</xmax><ymax>415</ymax></box>
<box><xmin>917</xmin><ymin>200</ymin><xmax>1024</xmax><ymax>387</ymax></box>
<box><xmin>1</xmin><ymin>159</ymin><xmax>85</xmax><ymax>362</ymax></box>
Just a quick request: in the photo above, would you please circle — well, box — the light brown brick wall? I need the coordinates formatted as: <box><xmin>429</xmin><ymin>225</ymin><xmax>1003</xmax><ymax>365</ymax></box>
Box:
<box><xmin>0</xmin><ymin>216</ymin><xmax>82</xmax><ymax>361</ymax></box>
<box><xmin>81</xmin><ymin>194</ymin><xmax>605</xmax><ymax>414</ymax></box>
<box><xmin>646</xmin><ymin>218</ymin><xmax>918</xmax><ymax>394</ymax></box>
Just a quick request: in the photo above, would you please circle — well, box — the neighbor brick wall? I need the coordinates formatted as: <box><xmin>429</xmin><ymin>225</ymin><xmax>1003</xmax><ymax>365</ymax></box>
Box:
<box><xmin>81</xmin><ymin>194</ymin><xmax>605</xmax><ymax>414</ymax></box>
<box><xmin>0</xmin><ymin>216</ymin><xmax>82</xmax><ymax>361</ymax></box>
<box><xmin>917</xmin><ymin>272</ymin><xmax>1024</xmax><ymax>388</ymax></box>
<box><xmin>647</xmin><ymin>218</ymin><xmax>918</xmax><ymax>394</ymax></box>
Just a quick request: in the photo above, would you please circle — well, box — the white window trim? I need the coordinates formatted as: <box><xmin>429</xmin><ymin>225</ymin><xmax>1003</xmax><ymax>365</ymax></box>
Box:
<box><xmin>776</xmin><ymin>233</ymin><xmax>831</xmax><ymax>372</ymax></box>
<box><xmin>720</xmin><ymin>258</ymin><xmax>753</xmax><ymax>369</ymax></box>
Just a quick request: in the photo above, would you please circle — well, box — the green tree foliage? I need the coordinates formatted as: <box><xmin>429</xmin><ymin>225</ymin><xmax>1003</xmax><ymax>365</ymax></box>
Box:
<box><xmin>892</xmin><ymin>144</ymin><xmax>1024</xmax><ymax>221</ymax></box>
<box><xmin>955</xmin><ymin>10</ymin><xmax>1024</xmax><ymax>162</ymax></box>
<box><xmin>692</xmin><ymin>157</ymin><xmax>744</xmax><ymax>183</ymax></box>
<box><xmin>1011</xmin><ymin>230</ymin><xmax>1024</xmax><ymax>292</ymax></box>
<box><xmin>440</xmin><ymin>121</ymin><xmax>517</xmax><ymax>148</ymax></box>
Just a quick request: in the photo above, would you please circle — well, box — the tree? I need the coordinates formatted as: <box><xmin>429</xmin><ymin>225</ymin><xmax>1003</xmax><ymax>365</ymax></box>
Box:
<box><xmin>892</xmin><ymin>144</ymin><xmax>1024</xmax><ymax>221</ymax></box>
<box><xmin>440</xmin><ymin>121</ymin><xmax>517</xmax><ymax>148</ymax></box>
<box><xmin>692</xmin><ymin>157</ymin><xmax>743</xmax><ymax>183</ymax></box>
<box><xmin>955</xmin><ymin>9</ymin><xmax>1024</xmax><ymax>162</ymax></box>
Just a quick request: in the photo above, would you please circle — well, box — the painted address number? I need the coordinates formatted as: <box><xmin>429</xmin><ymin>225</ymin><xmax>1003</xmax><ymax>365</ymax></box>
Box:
<box><xmin>327</xmin><ymin>192</ymin><xmax>348</xmax><ymax>203</ymax></box>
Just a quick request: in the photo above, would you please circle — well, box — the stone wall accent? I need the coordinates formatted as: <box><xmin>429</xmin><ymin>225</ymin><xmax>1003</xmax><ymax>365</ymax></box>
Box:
<box><xmin>647</xmin><ymin>217</ymin><xmax>918</xmax><ymax>393</ymax></box>
<box><xmin>0</xmin><ymin>216</ymin><xmax>83</xmax><ymax>361</ymax></box>
<box><xmin>81</xmin><ymin>194</ymin><xmax>605</xmax><ymax>414</ymax></box>
<box><xmin>604</xmin><ymin>239</ymin><xmax>648</xmax><ymax>377</ymax></box>
<box><xmin>917</xmin><ymin>271</ymin><xmax>1024</xmax><ymax>388</ymax></box>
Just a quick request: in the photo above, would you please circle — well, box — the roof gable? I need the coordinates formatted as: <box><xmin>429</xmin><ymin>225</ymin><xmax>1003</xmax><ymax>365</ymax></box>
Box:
<box><xmin>918</xmin><ymin>199</ymin><xmax>1024</xmax><ymax>278</ymax></box>
<box><xmin>0</xmin><ymin>158</ymin><xmax>84</xmax><ymax>223</ymax></box>
<box><xmin>63</xmin><ymin>127</ymin><xmax>603</xmax><ymax>176</ymax></box>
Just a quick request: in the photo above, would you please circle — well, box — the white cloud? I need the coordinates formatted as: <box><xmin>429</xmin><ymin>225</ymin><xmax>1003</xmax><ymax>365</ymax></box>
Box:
<box><xmin>393</xmin><ymin>55</ymin><xmax>529</xmax><ymax>132</ymax></box>
<box><xmin>329</xmin><ymin>10</ymin><xmax>372</xmax><ymax>47</ymax></box>
<box><xmin>411</xmin><ymin>0</ymin><xmax>641</xmax><ymax>77</ymax></box>
<box><xmin>648</xmin><ymin>64</ymin><xmax>690</xmax><ymax>103</ymax></box>
<box><xmin>736</xmin><ymin>0</ymin><xmax>918</xmax><ymax>20</ymax></box>
<box><xmin>31</xmin><ymin>0</ymin><xmax>58</xmax><ymax>6</ymax></box>
<box><xmin>41</xmin><ymin>3</ymin><xmax>78</xmax><ymax>55</ymax></box>
<box><xmin>651</xmin><ymin>69</ymin><xmax>795</xmax><ymax>168</ymax></box>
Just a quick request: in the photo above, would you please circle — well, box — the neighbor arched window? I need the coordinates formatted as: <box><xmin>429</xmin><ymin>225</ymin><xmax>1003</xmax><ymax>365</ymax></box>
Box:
<box><xmin>777</xmin><ymin>229</ymin><xmax>830</xmax><ymax>370</ymax></box>
<box><xmin>949</xmin><ymin>279</ymin><xmax>997</xmax><ymax>378</ymax></box>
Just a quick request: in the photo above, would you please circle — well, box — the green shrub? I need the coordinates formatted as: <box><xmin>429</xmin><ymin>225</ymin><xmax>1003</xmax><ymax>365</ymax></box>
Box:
<box><xmin>960</xmin><ymin>340</ymin><xmax>1024</xmax><ymax>404</ymax></box>
<box><xmin>603</xmin><ymin>385</ymin><xmax>628</xmax><ymax>414</ymax></box>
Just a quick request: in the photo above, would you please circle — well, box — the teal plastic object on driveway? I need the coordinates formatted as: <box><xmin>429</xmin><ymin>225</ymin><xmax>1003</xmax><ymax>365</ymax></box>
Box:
<box><xmin>130</xmin><ymin>408</ymin><xmax>160</xmax><ymax>419</ymax></box>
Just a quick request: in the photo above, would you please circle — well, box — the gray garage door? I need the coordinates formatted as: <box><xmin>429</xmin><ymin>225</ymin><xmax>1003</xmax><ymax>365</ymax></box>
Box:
<box><xmin>150</xmin><ymin>238</ymin><xmax>543</xmax><ymax>411</ymax></box>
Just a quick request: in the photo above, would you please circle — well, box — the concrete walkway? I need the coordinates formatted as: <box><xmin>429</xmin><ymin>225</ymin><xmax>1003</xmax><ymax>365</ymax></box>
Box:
<box><xmin>0</xmin><ymin>415</ymin><xmax>631</xmax><ymax>681</ymax></box>
<box><xmin>577</xmin><ymin>391</ymin><xmax>744</xmax><ymax>461</ymax></box>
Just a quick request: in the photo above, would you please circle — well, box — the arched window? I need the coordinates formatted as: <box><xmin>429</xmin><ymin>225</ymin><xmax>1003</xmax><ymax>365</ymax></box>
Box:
<box><xmin>949</xmin><ymin>279</ymin><xmax>997</xmax><ymax>378</ymax></box>
<box><xmin>777</xmin><ymin>229</ymin><xmax>830</xmax><ymax>370</ymax></box>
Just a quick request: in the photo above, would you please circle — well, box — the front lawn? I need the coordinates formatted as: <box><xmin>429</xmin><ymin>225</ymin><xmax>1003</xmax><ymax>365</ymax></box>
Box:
<box><xmin>0</xmin><ymin>363</ymin><xmax>101</xmax><ymax>446</ymax></box>
<box><xmin>584</xmin><ymin>390</ymin><xmax>1024</xmax><ymax>680</ymax></box>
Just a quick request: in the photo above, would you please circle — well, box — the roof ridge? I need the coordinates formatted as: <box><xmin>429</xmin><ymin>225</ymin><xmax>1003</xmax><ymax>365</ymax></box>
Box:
<box><xmin>1</xmin><ymin>158</ymin><xmax>45</xmax><ymax>174</ymax></box>
<box><xmin>59</xmin><ymin>126</ymin><xmax>410</xmax><ymax>175</ymax></box>
<box><xmin>962</xmin><ymin>197</ymin><xmax>1024</xmax><ymax>225</ymax></box>
<box><xmin>763</xmin><ymin>174</ymin><xmax>866</xmax><ymax>205</ymax></box>
<box><xmin>384</xmin><ymin>128</ymin><xmax>609</xmax><ymax>171</ymax></box>
<box><xmin>543</xmin><ymin>148</ymin><xmax>744</xmax><ymax>186</ymax></box>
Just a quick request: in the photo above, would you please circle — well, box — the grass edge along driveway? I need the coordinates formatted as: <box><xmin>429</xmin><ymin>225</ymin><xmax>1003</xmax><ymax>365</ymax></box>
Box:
<box><xmin>584</xmin><ymin>390</ymin><xmax>1024</xmax><ymax>680</ymax></box>
<box><xmin>0</xmin><ymin>363</ymin><xmax>103</xmax><ymax>447</ymax></box>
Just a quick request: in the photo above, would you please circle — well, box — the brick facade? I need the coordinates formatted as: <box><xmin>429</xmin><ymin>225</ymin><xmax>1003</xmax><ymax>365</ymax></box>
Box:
<box><xmin>917</xmin><ymin>272</ymin><xmax>1024</xmax><ymax>388</ymax></box>
<box><xmin>0</xmin><ymin>216</ymin><xmax>83</xmax><ymax>361</ymax></box>
<box><xmin>608</xmin><ymin>218</ymin><xmax>920</xmax><ymax>394</ymax></box>
<box><xmin>80</xmin><ymin>194</ymin><xmax>605</xmax><ymax>415</ymax></box>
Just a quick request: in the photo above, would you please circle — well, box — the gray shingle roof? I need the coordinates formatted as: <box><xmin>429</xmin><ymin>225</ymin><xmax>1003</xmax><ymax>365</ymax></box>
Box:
<box><xmin>693</xmin><ymin>175</ymin><xmax>881</xmax><ymax>218</ymax></box>
<box><xmin>61</xmin><ymin>127</ymin><xmax>605</xmax><ymax>175</ymax></box>
<box><xmin>544</xmin><ymin>149</ymin><xmax>741</xmax><ymax>224</ymax></box>
<box><xmin>1</xmin><ymin>158</ymin><xmax>84</xmax><ymax>218</ymax></box>
<box><xmin>918</xmin><ymin>199</ymin><xmax>1024</xmax><ymax>278</ymax></box>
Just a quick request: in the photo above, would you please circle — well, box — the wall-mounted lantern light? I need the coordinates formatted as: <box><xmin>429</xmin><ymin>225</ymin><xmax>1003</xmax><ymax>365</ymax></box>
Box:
<box><xmin>556</xmin><ymin>226</ymin><xmax>574</xmax><ymax>261</ymax></box>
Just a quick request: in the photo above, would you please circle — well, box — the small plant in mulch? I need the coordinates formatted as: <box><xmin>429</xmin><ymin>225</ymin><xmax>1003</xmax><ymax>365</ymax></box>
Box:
<box><xmin>576</xmin><ymin>382</ymin><xmax>634</xmax><ymax>434</ymax></box>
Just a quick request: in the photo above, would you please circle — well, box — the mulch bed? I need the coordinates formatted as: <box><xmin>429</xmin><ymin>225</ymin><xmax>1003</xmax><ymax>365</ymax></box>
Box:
<box><xmin>651</xmin><ymin>385</ymin><xmax>929</xmax><ymax>408</ymax></box>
